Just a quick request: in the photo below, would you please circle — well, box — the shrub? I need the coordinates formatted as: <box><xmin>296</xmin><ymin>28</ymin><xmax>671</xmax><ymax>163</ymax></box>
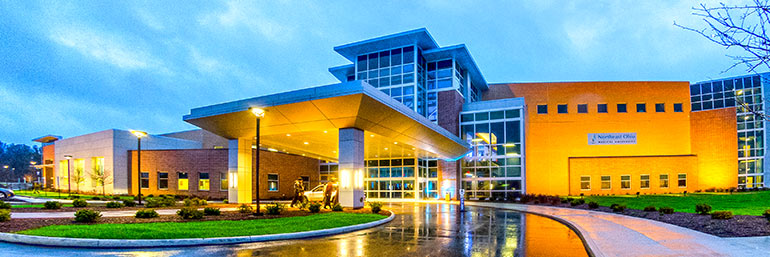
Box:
<box><xmin>203</xmin><ymin>207</ymin><xmax>221</xmax><ymax>216</ymax></box>
<box><xmin>72</xmin><ymin>199</ymin><xmax>88</xmax><ymax>208</ymax></box>
<box><xmin>763</xmin><ymin>210</ymin><xmax>770</xmax><ymax>222</ymax></box>
<box><xmin>145</xmin><ymin>197</ymin><xmax>176</xmax><ymax>208</ymax></box>
<box><xmin>610</xmin><ymin>204</ymin><xmax>626</xmax><ymax>213</ymax></box>
<box><xmin>223</xmin><ymin>199</ymin><xmax>229</xmax><ymax>204</ymax></box>
<box><xmin>332</xmin><ymin>203</ymin><xmax>343</xmax><ymax>211</ymax></box>
<box><xmin>122</xmin><ymin>199</ymin><xmax>136</xmax><ymax>207</ymax></box>
<box><xmin>238</xmin><ymin>204</ymin><xmax>253</xmax><ymax>214</ymax></box>
<box><xmin>105</xmin><ymin>201</ymin><xmax>124</xmax><ymax>208</ymax></box>
<box><xmin>135</xmin><ymin>209</ymin><xmax>159</xmax><ymax>218</ymax></box>
<box><xmin>0</xmin><ymin>209</ymin><xmax>9</xmax><ymax>222</ymax></box>
<box><xmin>570</xmin><ymin>199</ymin><xmax>585</xmax><ymax>206</ymax></box>
<box><xmin>369</xmin><ymin>201</ymin><xmax>383</xmax><ymax>214</ymax></box>
<box><xmin>266</xmin><ymin>202</ymin><xmax>285</xmax><ymax>215</ymax></box>
<box><xmin>112</xmin><ymin>196</ymin><xmax>121</xmax><ymax>200</ymax></box>
<box><xmin>659</xmin><ymin>206</ymin><xmax>675</xmax><ymax>214</ymax></box>
<box><xmin>69</xmin><ymin>195</ymin><xmax>80</xmax><ymax>199</ymax></box>
<box><xmin>560</xmin><ymin>198</ymin><xmax>569</xmax><ymax>204</ymax></box>
<box><xmin>184</xmin><ymin>197</ymin><xmax>207</xmax><ymax>207</ymax></box>
<box><xmin>297</xmin><ymin>200</ymin><xmax>309</xmax><ymax>211</ymax></box>
<box><xmin>0</xmin><ymin>200</ymin><xmax>11</xmax><ymax>209</ymax></box>
<box><xmin>588</xmin><ymin>201</ymin><xmax>599</xmax><ymax>209</ymax></box>
<box><xmin>177</xmin><ymin>207</ymin><xmax>204</xmax><ymax>219</ymax></box>
<box><xmin>44</xmin><ymin>201</ymin><xmax>62</xmax><ymax>209</ymax></box>
<box><xmin>695</xmin><ymin>203</ymin><xmax>712</xmax><ymax>215</ymax></box>
<box><xmin>308</xmin><ymin>202</ymin><xmax>321</xmax><ymax>213</ymax></box>
<box><xmin>644</xmin><ymin>206</ymin><xmax>657</xmax><ymax>212</ymax></box>
<box><xmin>711</xmin><ymin>211</ymin><xmax>733</xmax><ymax>220</ymax></box>
<box><xmin>74</xmin><ymin>209</ymin><xmax>102</xmax><ymax>222</ymax></box>
<box><xmin>91</xmin><ymin>196</ymin><xmax>101</xmax><ymax>201</ymax></box>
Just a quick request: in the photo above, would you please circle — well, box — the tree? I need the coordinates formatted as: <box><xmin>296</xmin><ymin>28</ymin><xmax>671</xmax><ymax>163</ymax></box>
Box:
<box><xmin>676</xmin><ymin>0</ymin><xmax>770</xmax><ymax>73</ymax></box>
<box><xmin>0</xmin><ymin>141</ymin><xmax>41</xmax><ymax>182</ymax></box>
<box><xmin>72</xmin><ymin>166</ymin><xmax>85</xmax><ymax>193</ymax></box>
<box><xmin>89</xmin><ymin>166</ymin><xmax>112</xmax><ymax>196</ymax></box>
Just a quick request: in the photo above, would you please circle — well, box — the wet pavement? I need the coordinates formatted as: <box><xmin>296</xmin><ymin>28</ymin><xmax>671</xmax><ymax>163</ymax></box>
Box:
<box><xmin>0</xmin><ymin>202</ymin><xmax>588</xmax><ymax>257</ymax></box>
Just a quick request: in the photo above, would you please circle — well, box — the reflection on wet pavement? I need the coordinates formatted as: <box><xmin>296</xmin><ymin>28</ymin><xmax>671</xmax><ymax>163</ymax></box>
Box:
<box><xmin>0</xmin><ymin>203</ymin><xmax>588</xmax><ymax>257</ymax></box>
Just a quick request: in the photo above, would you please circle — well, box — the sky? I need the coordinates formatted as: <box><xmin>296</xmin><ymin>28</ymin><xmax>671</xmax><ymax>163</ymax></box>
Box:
<box><xmin>0</xmin><ymin>0</ymin><xmax>764</xmax><ymax>145</ymax></box>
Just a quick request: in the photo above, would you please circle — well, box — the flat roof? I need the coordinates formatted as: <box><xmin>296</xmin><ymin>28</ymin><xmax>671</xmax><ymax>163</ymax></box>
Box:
<box><xmin>32</xmin><ymin>135</ymin><xmax>61</xmax><ymax>143</ymax></box>
<box><xmin>423</xmin><ymin>44</ymin><xmax>488</xmax><ymax>90</ymax></box>
<box><xmin>333</xmin><ymin>28</ymin><xmax>439</xmax><ymax>62</ymax></box>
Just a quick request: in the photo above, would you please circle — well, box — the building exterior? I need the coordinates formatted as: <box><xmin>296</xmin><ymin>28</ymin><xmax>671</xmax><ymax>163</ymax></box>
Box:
<box><xmin>35</xmin><ymin>28</ymin><xmax>742</xmax><ymax>203</ymax></box>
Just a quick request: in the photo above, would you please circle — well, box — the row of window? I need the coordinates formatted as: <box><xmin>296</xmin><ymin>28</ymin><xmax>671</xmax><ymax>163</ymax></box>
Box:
<box><xmin>537</xmin><ymin>103</ymin><xmax>684</xmax><ymax>114</ymax></box>
<box><xmin>579</xmin><ymin>174</ymin><xmax>686</xmax><ymax>190</ymax></box>
<box><xmin>139</xmin><ymin>172</ymin><xmax>283</xmax><ymax>192</ymax></box>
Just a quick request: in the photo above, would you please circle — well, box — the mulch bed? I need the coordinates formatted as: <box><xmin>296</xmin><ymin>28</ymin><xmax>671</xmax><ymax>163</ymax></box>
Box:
<box><xmin>0</xmin><ymin>207</ymin><xmax>388</xmax><ymax>233</ymax></box>
<box><xmin>522</xmin><ymin>201</ymin><xmax>770</xmax><ymax>237</ymax></box>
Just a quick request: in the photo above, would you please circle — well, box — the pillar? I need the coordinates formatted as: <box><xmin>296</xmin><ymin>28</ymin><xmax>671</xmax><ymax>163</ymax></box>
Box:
<box><xmin>228</xmin><ymin>138</ymin><xmax>252</xmax><ymax>204</ymax></box>
<box><xmin>338</xmin><ymin>128</ymin><xmax>365</xmax><ymax>208</ymax></box>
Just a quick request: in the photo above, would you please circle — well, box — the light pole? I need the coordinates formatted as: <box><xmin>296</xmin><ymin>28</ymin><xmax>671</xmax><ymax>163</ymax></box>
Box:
<box><xmin>131</xmin><ymin>130</ymin><xmax>148</xmax><ymax>205</ymax></box>
<box><xmin>64</xmin><ymin>155</ymin><xmax>72</xmax><ymax>196</ymax></box>
<box><xmin>250</xmin><ymin>107</ymin><xmax>265</xmax><ymax>215</ymax></box>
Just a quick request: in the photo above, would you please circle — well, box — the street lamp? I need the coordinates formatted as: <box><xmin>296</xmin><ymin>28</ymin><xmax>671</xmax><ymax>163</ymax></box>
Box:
<box><xmin>131</xmin><ymin>130</ymin><xmax>148</xmax><ymax>205</ymax></box>
<box><xmin>250</xmin><ymin>107</ymin><xmax>265</xmax><ymax>215</ymax></box>
<box><xmin>1</xmin><ymin>165</ymin><xmax>7</xmax><ymax>184</ymax></box>
<box><xmin>64</xmin><ymin>155</ymin><xmax>72</xmax><ymax>196</ymax></box>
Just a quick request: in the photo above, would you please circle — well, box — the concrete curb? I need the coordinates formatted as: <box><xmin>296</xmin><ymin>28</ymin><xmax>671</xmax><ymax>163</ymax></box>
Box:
<box><xmin>0</xmin><ymin>210</ymin><xmax>394</xmax><ymax>248</ymax></box>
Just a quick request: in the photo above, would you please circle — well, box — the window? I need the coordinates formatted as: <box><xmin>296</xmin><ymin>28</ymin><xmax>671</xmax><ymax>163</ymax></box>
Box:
<box><xmin>617</xmin><ymin>103</ymin><xmax>627</xmax><ymax>113</ymax></box>
<box><xmin>640</xmin><ymin>175</ymin><xmax>650</xmax><ymax>189</ymax></box>
<box><xmin>199</xmin><ymin>173</ymin><xmax>210</xmax><ymax>191</ymax></box>
<box><xmin>537</xmin><ymin>104</ymin><xmax>548</xmax><ymax>114</ymax></box>
<box><xmin>655</xmin><ymin>103</ymin><xmax>665</xmax><ymax>112</ymax></box>
<box><xmin>621</xmin><ymin>175</ymin><xmax>630</xmax><ymax>189</ymax></box>
<box><xmin>578</xmin><ymin>104</ymin><xmax>588</xmax><ymax>113</ymax></box>
<box><xmin>158</xmin><ymin>172</ymin><xmax>168</xmax><ymax>190</ymax></box>
<box><xmin>580</xmin><ymin>176</ymin><xmax>590</xmax><ymax>190</ymax></box>
<box><xmin>673</xmin><ymin>103</ymin><xmax>683</xmax><ymax>112</ymax></box>
<box><xmin>301</xmin><ymin>176</ymin><xmax>310</xmax><ymax>190</ymax></box>
<box><xmin>636</xmin><ymin>103</ymin><xmax>646</xmax><ymax>113</ymax></box>
<box><xmin>597</xmin><ymin>103</ymin><xmax>608</xmax><ymax>113</ymax></box>
<box><xmin>140</xmin><ymin>172</ymin><xmax>149</xmax><ymax>189</ymax></box>
<box><xmin>268</xmin><ymin>174</ymin><xmax>279</xmax><ymax>191</ymax></box>
<box><xmin>178</xmin><ymin>172</ymin><xmax>189</xmax><ymax>191</ymax></box>
<box><xmin>220</xmin><ymin>172</ymin><xmax>228</xmax><ymax>191</ymax></box>
<box><xmin>678</xmin><ymin>173</ymin><xmax>687</xmax><ymax>188</ymax></box>
<box><xmin>660</xmin><ymin>174</ymin><xmax>669</xmax><ymax>188</ymax></box>
<box><xmin>601</xmin><ymin>175</ymin><xmax>611</xmax><ymax>190</ymax></box>
<box><xmin>557</xmin><ymin>104</ymin><xmax>568</xmax><ymax>114</ymax></box>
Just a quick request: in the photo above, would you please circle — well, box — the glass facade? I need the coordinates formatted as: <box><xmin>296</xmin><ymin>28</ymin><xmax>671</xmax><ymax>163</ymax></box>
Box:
<box><xmin>363</xmin><ymin>157</ymin><xmax>438</xmax><ymax>199</ymax></box>
<box><xmin>460</xmin><ymin>108</ymin><xmax>524</xmax><ymax>200</ymax></box>
<box><xmin>691</xmin><ymin>74</ymin><xmax>766</xmax><ymax>188</ymax></box>
<box><xmin>356</xmin><ymin>46</ymin><xmax>423</xmax><ymax>115</ymax></box>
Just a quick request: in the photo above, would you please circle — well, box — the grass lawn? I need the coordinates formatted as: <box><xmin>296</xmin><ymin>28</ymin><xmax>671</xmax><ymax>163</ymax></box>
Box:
<box><xmin>574</xmin><ymin>191</ymin><xmax>770</xmax><ymax>216</ymax></box>
<box><xmin>11</xmin><ymin>204</ymin><xmax>73</xmax><ymax>208</ymax></box>
<box><xmin>13</xmin><ymin>190</ymin><xmax>133</xmax><ymax>201</ymax></box>
<box><xmin>18</xmin><ymin>212</ymin><xmax>387</xmax><ymax>239</ymax></box>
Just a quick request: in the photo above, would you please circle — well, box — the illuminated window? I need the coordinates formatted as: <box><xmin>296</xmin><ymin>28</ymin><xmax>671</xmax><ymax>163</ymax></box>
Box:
<box><xmin>140</xmin><ymin>172</ymin><xmax>149</xmax><ymax>189</ymax></box>
<box><xmin>301</xmin><ymin>176</ymin><xmax>310</xmax><ymax>190</ymax></box>
<box><xmin>578</xmin><ymin>104</ymin><xmax>588</xmax><ymax>113</ymax></box>
<box><xmin>601</xmin><ymin>176</ymin><xmax>611</xmax><ymax>190</ymax></box>
<box><xmin>640</xmin><ymin>174</ymin><xmax>650</xmax><ymax>189</ymax></box>
<box><xmin>636</xmin><ymin>103</ymin><xmax>646</xmax><ymax>113</ymax></box>
<box><xmin>617</xmin><ymin>103</ymin><xmax>627</xmax><ymax>113</ymax></box>
<box><xmin>59</xmin><ymin>160</ymin><xmax>69</xmax><ymax>188</ymax></box>
<box><xmin>660</xmin><ymin>174</ymin><xmax>669</xmax><ymax>188</ymax></box>
<box><xmin>557</xmin><ymin>104</ymin><xmax>568</xmax><ymax>114</ymax></box>
<box><xmin>220</xmin><ymin>172</ymin><xmax>227</xmax><ymax>191</ymax></box>
<box><xmin>580</xmin><ymin>176</ymin><xmax>590</xmax><ymax>190</ymax></box>
<box><xmin>673</xmin><ymin>103</ymin><xmax>683</xmax><ymax>112</ymax></box>
<box><xmin>678</xmin><ymin>173</ymin><xmax>687</xmax><ymax>188</ymax></box>
<box><xmin>655</xmin><ymin>103</ymin><xmax>665</xmax><ymax>112</ymax></box>
<box><xmin>158</xmin><ymin>172</ymin><xmax>168</xmax><ymax>190</ymax></box>
<box><xmin>537</xmin><ymin>104</ymin><xmax>548</xmax><ymax>114</ymax></box>
<box><xmin>268</xmin><ymin>174</ymin><xmax>279</xmax><ymax>191</ymax></box>
<box><xmin>199</xmin><ymin>173</ymin><xmax>210</xmax><ymax>191</ymax></box>
<box><xmin>621</xmin><ymin>175</ymin><xmax>630</xmax><ymax>189</ymax></box>
<box><xmin>597</xmin><ymin>103</ymin><xmax>608</xmax><ymax>113</ymax></box>
<box><xmin>178</xmin><ymin>172</ymin><xmax>189</xmax><ymax>191</ymax></box>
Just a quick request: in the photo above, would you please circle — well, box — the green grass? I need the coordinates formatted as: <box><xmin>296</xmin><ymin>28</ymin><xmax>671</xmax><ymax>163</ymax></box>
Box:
<box><xmin>14</xmin><ymin>190</ymin><xmax>133</xmax><ymax>201</ymax></box>
<box><xmin>11</xmin><ymin>204</ymin><xmax>73</xmax><ymax>208</ymax></box>
<box><xmin>17</xmin><ymin>212</ymin><xmax>387</xmax><ymax>239</ymax></box>
<box><xmin>574</xmin><ymin>191</ymin><xmax>770</xmax><ymax>216</ymax></box>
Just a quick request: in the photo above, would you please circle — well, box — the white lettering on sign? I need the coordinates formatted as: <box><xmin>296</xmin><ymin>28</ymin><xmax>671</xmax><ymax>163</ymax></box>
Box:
<box><xmin>588</xmin><ymin>133</ymin><xmax>637</xmax><ymax>145</ymax></box>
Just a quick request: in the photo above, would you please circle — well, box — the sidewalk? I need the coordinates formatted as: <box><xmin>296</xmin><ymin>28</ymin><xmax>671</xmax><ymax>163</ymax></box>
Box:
<box><xmin>467</xmin><ymin>202</ymin><xmax>770</xmax><ymax>257</ymax></box>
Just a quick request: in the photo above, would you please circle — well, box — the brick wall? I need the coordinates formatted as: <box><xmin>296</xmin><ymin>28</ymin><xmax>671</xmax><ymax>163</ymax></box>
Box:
<box><xmin>437</xmin><ymin>90</ymin><xmax>464</xmax><ymax>199</ymax></box>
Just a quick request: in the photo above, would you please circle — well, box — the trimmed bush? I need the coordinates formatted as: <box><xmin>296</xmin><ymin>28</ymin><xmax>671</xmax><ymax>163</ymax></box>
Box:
<box><xmin>0</xmin><ymin>209</ymin><xmax>10</xmax><ymax>222</ymax></box>
<box><xmin>763</xmin><ymin>209</ymin><xmax>770</xmax><ymax>222</ymax></box>
<box><xmin>610</xmin><ymin>204</ymin><xmax>626</xmax><ymax>213</ymax></box>
<box><xmin>72</xmin><ymin>199</ymin><xmax>88</xmax><ymax>208</ymax></box>
<box><xmin>91</xmin><ymin>196</ymin><xmax>101</xmax><ymax>201</ymax></box>
<box><xmin>203</xmin><ymin>207</ymin><xmax>221</xmax><ymax>216</ymax></box>
<box><xmin>238</xmin><ymin>204</ymin><xmax>253</xmax><ymax>214</ymax></box>
<box><xmin>644</xmin><ymin>206</ymin><xmax>657</xmax><ymax>212</ymax></box>
<box><xmin>183</xmin><ymin>197</ymin><xmax>207</xmax><ymax>207</ymax></box>
<box><xmin>265</xmin><ymin>202</ymin><xmax>285</xmax><ymax>215</ymax></box>
<box><xmin>308</xmin><ymin>202</ymin><xmax>321</xmax><ymax>213</ymax></box>
<box><xmin>145</xmin><ymin>196</ymin><xmax>176</xmax><ymax>208</ymax></box>
<box><xmin>0</xmin><ymin>200</ymin><xmax>11</xmax><ymax>209</ymax></box>
<box><xmin>711</xmin><ymin>211</ymin><xmax>734</xmax><ymax>220</ymax></box>
<box><xmin>332</xmin><ymin>203</ymin><xmax>343</xmax><ymax>212</ymax></box>
<box><xmin>44</xmin><ymin>201</ymin><xmax>62</xmax><ymax>209</ymax></box>
<box><xmin>695</xmin><ymin>203</ymin><xmax>712</xmax><ymax>215</ymax></box>
<box><xmin>122</xmin><ymin>199</ymin><xmax>136</xmax><ymax>207</ymax></box>
<box><xmin>223</xmin><ymin>199</ymin><xmax>229</xmax><ymax>204</ymax></box>
<box><xmin>105</xmin><ymin>201</ymin><xmax>124</xmax><ymax>208</ymax></box>
<box><xmin>297</xmin><ymin>200</ymin><xmax>309</xmax><ymax>211</ymax></box>
<box><xmin>177</xmin><ymin>207</ymin><xmax>204</xmax><ymax>219</ymax></box>
<box><xmin>112</xmin><ymin>196</ymin><xmax>121</xmax><ymax>200</ymax></box>
<box><xmin>659</xmin><ymin>206</ymin><xmax>675</xmax><ymax>215</ymax></box>
<box><xmin>135</xmin><ymin>209</ymin><xmax>159</xmax><ymax>218</ymax></box>
<box><xmin>587</xmin><ymin>201</ymin><xmax>599</xmax><ymax>209</ymax></box>
<box><xmin>74</xmin><ymin>209</ymin><xmax>102</xmax><ymax>222</ymax></box>
<box><xmin>570</xmin><ymin>199</ymin><xmax>585</xmax><ymax>206</ymax></box>
<box><xmin>369</xmin><ymin>201</ymin><xmax>383</xmax><ymax>214</ymax></box>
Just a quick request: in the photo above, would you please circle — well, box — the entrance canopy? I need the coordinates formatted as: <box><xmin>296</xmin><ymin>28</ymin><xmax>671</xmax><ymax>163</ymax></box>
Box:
<box><xmin>183</xmin><ymin>81</ymin><xmax>469</xmax><ymax>161</ymax></box>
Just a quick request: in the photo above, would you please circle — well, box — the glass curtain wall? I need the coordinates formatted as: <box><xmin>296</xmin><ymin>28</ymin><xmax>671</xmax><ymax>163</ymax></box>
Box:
<box><xmin>460</xmin><ymin>108</ymin><xmax>524</xmax><ymax>200</ymax></box>
<box><xmin>356</xmin><ymin>46</ymin><xmax>419</xmax><ymax>113</ymax></box>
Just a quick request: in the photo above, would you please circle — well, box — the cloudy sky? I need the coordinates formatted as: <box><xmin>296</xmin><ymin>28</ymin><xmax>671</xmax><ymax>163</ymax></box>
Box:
<box><xmin>0</xmin><ymin>0</ymin><xmax>762</xmax><ymax>144</ymax></box>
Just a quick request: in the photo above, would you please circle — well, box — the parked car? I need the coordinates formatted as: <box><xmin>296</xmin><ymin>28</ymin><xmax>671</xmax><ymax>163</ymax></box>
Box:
<box><xmin>303</xmin><ymin>184</ymin><xmax>326</xmax><ymax>202</ymax></box>
<box><xmin>0</xmin><ymin>187</ymin><xmax>15</xmax><ymax>199</ymax></box>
